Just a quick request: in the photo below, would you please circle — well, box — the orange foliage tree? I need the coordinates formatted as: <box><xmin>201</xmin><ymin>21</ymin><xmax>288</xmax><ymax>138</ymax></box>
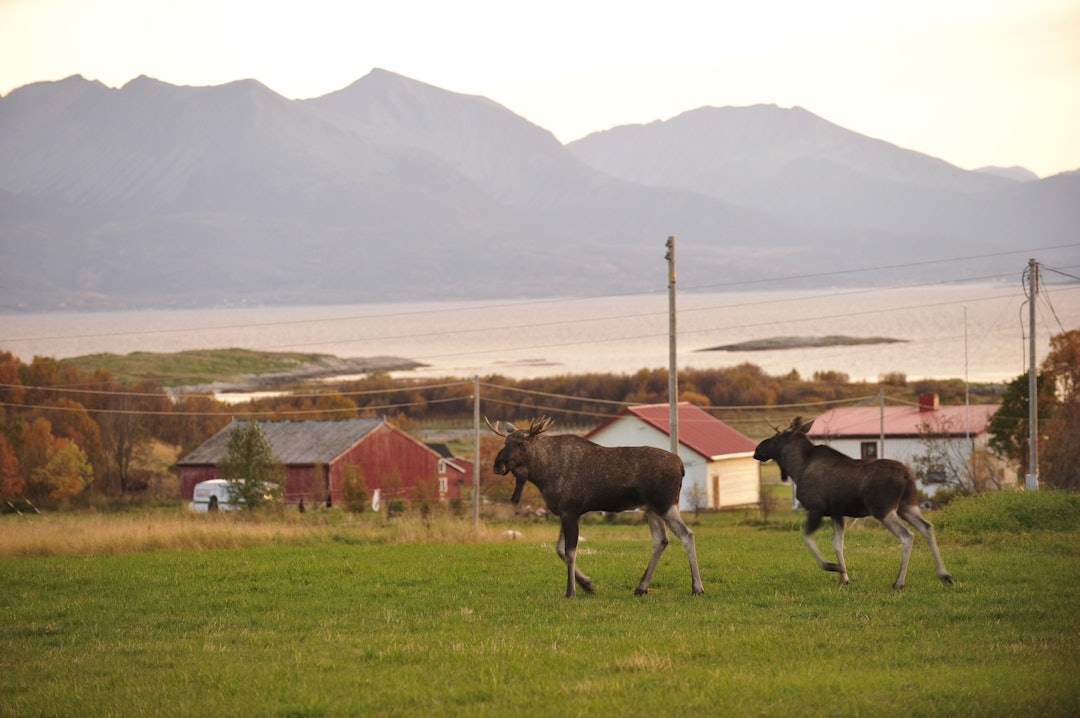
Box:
<box><xmin>0</xmin><ymin>433</ymin><xmax>25</xmax><ymax>499</ymax></box>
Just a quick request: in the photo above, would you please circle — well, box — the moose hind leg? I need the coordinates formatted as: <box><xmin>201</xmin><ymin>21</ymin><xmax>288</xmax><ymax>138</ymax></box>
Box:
<box><xmin>634</xmin><ymin>510</ymin><xmax>669</xmax><ymax>596</ymax></box>
<box><xmin>880</xmin><ymin>511</ymin><xmax>915</xmax><ymax>589</ymax></box>
<box><xmin>899</xmin><ymin>505</ymin><xmax>954</xmax><ymax>586</ymax></box>
<box><xmin>661</xmin><ymin>506</ymin><xmax>704</xmax><ymax>595</ymax></box>
<box><xmin>556</xmin><ymin>520</ymin><xmax>594</xmax><ymax>598</ymax></box>
<box><xmin>830</xmin><ymin>517</ymin><xmax>850</xmax><ymax>585</ymax></box>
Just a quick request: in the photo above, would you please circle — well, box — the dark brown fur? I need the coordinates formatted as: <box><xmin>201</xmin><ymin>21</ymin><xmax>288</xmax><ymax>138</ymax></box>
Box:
<box><xmin>754</xmin><ymin>417</ymin><xmax>953</xmax><ymax>588</ymax></box>
<box><xmin>489</xmin><ymin>416</ymin><xmax>704</xmax><ymax>597</ymax></box>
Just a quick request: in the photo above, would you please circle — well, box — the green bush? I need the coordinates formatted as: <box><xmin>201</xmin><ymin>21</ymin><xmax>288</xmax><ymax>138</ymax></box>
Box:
<box><xmin>341</xmin><ymin>464</ymin><xmax>368</xmax><ymax>513</ymax></box>
<box><xmin>936</xmin><ymin>489</ymin><xmax>1080</xmax><ymax>535</ymax></box>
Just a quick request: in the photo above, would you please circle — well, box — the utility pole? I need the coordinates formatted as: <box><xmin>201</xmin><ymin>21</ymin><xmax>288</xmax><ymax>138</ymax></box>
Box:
<box><xmin>1025</xmin><ymin>259</ymin><xmax>1039</xmax><ymax>490</ymax></box>
<box><xmin>473</xmin><ymin>375</ymin><xmax>481</xmax><ymax>527</ymax></box>
<box><xmin>964</xmin><ymin>306</ymin><xmax>972</xmax><ymax>453</ymax></box>
<box><xmin>665</xmin><ymin>236</ymin><xmax>679</xmax><ymax>456</ymax></box>
<box><xmin>878</xmin><ymin>388</ymin><xmax>885</xmax><ymax>459</ymax></box>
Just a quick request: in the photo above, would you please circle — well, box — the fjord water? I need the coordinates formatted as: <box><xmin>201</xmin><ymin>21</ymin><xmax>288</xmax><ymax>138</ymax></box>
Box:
<box><xmin>2</xmin><ymin>284</ymin><xmax>1077</xmax><ymax>383</ymax></box>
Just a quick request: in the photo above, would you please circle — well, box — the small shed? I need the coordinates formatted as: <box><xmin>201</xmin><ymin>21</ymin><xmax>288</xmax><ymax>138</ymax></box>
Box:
<box><xmin>178</xmin><ymin>418</ymin><xmax>471</xmax><ymax>506</ymax></box>
<box><xmin>586</xmin><ymin>402</ymin><xmax>760</xmax><ymax>510</ymax></box>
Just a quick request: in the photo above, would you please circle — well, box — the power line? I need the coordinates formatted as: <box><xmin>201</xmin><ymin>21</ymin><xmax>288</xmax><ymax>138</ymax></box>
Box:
<box><xmin>683</xmin><ymin>242</ymin><xmax>1080</xmax><ymax>292</ymax></box>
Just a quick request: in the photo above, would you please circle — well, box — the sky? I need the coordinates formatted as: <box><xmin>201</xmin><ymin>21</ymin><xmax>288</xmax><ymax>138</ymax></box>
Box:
<box><xmin>2</xmin><ymin>0</ymin><xmax>1079</xmax><ymax>178</ymax></box>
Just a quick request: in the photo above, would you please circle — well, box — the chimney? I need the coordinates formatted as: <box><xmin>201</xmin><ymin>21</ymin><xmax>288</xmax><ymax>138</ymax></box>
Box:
<box><xmin>919</xmin><ymin>394</ymin><xmax>939</xmax><ymax>412</ymax></box>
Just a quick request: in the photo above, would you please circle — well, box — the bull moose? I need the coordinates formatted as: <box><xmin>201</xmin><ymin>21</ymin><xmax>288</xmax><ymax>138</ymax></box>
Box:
<box><xmin>487</xmin><ymin>416</ymin><xmax>704</xmax><ymax>598</ymax></box>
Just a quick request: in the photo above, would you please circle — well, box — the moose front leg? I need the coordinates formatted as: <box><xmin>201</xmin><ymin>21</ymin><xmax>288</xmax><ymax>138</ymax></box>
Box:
<box><xmin>556</xmin><ymin>518</ymin><xmax>594</xmax><ymax>598</ymax></box>
<box><xmin>802</xmin><ymin>512</ymin><xmax>843</xmax><ymax>575</ymax></box>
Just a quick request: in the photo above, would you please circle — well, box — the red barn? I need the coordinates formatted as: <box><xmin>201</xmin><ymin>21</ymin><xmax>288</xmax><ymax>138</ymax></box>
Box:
<box><xmin>178</xmin><ymin>418</ymin><xmax>472</xmax><ymax>507</ymax></box>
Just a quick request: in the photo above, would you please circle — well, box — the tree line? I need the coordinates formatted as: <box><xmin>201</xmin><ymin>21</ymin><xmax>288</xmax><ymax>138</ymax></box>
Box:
<box><xmin>2</xmin><ymin>329</ymin><xmax>1077</xmax><ymax>508</ymax></box>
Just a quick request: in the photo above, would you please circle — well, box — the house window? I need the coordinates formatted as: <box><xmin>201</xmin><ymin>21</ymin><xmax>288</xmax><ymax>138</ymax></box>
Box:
<box><xmin>439</xmin><ymin>477</ymin><xmax>448</xmax><ymax>495</ymax></box>
<box><xmin>861</xmin><ymin>442</ymin><xmax>878</xmax><ymax>459</ymax></box>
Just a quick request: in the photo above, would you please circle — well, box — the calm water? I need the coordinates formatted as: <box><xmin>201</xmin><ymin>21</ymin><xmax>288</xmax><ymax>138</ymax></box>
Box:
<box><xmin>2</xmin><ymin>284</ymin><xmax>1078</xmax><ymax>384</ymax></box>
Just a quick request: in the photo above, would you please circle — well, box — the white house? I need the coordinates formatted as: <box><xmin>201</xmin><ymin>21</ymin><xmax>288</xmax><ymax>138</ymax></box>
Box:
<box><xmin>586</xmin><ymin>402</ymin><xmax>760</xmax><ymax>510</ymax></box>
<box><xmin>807</xmin><ymin>394</ymin><xmax>1008</xmax><ymax>494</ymax></box>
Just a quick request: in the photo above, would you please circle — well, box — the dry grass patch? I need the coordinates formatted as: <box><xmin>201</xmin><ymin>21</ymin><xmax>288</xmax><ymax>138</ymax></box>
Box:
<box><xmin>0</xmin><ymin>509</ymin><xmax>569</xmax><ymax>558</ymax></box>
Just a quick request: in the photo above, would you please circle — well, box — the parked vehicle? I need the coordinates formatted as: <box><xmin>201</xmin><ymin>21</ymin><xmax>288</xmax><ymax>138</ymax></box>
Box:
<box><xmin>188</xmin><ymin>479</ymin><xmax>277</xmax><ymax>512</ymax></box>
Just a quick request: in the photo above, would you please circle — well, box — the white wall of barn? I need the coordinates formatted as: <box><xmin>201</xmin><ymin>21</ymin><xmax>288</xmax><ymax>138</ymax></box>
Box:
<box><xmin>708</xmin><ymin>455</ymin><xmax>761</xmax><ymax>508</ymax></box>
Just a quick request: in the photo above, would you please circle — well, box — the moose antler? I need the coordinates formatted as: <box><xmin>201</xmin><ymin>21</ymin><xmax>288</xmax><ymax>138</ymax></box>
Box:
<box><xmin>484</xmin><ymin>416</ymin><xmax>510</xmax><ymax>437</ymax></box>
<box><xmin>528</xmin><ymin>416</ymin><xmax>556</xmax><ymax>436</ymax></box>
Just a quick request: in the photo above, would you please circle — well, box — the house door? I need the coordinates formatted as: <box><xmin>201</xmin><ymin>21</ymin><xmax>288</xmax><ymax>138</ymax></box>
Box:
<box><xmin>711</xmin><ymin>474</ymin><xmax>720</xmax><ymax>509</ymax></box>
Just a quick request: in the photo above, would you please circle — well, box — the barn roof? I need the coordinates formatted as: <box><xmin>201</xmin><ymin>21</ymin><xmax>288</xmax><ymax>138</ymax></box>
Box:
<box><xmin>587</xmin><ymin>402</ymin><xmax>758</xmax><ymax>460</ymax></box>
<box><xmin>178</xmin><ymin>418</ymin><xmax>385</xmax><ymax>466</ymax></box>
<box><xmin>807</xmin><ymin>403</ymin><xmax>999</xmax><ymax>439</ymax></box>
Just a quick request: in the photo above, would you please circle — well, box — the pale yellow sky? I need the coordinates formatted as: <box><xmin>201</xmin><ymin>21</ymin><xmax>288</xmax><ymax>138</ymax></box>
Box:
<box><xmin>2</xmin><ymin>0</ymin><xmax>1078</xmax><ymax>177</ymax></box>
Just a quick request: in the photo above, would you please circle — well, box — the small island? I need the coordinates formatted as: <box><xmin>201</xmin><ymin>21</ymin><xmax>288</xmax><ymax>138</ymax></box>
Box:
<box><xmin>697</xmin><ymin>335</ymin><xmax>907</xmax><ymax>352</ymax></box>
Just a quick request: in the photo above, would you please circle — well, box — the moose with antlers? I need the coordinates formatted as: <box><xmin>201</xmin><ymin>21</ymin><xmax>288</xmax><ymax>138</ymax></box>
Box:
<box><xmin>487</xmin><ymin>415</ymin><xmax>704</xmax><ymax>598</ymax></box>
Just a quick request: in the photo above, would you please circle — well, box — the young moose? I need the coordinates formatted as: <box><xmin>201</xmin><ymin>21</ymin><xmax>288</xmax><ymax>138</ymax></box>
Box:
<box><xmin>487</xmin><ymin>416</ymin><xmax>704</xmax><ymax>598</ymax></box>
<box><xmin>754</xmin><ymin>417</ymin><xmax>953</xmax><ymax>589</ymax></box>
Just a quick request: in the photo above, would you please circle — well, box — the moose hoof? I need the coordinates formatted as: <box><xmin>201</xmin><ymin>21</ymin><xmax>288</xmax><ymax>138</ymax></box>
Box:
<box><xmin>692</xmin><ymin>587</ymin><xmax>705</xmax><ymax>596</ymax></box>
<box><xmin>940</xmin><ymin>574</ymin><xmax>955</xmax><ymax>586</ymax></box>
<box><xmin>823</xmin><ymin>562</ymin><xmax>841</xmax><ymax>573</ymax></box>
<box><xmin>634</xmin><ymin>587</ymin><xmax>649</xmax><ymax>596</ymax></box>
<box><xmin>892</xmin><ymin>580</ymin><xmax>905</xmax><ymax>590</ymax></box>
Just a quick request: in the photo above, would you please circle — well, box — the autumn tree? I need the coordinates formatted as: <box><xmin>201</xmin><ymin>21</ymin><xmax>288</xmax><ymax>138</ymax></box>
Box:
<box><xmin>988</xmin><ymin>330</ymin><xmax>1080</xmax><ymax>490</ymax></box>
<box><xmin>37</xmin><ymin>397</ymin><xmax>105</xmax><ymax>490</ymax></box>
<box><xmin>0</xmin><ymin>351</ymin><xmax>24</xmax><ymax>421</ymax></box>
<box><xmin>90</xmin><ymin>375</ymin><xmax>171</xmax><ymax>493</ymax></box>
<box><xmin>1039</xmin><ymin>329</ymin><xmax>1080</xmax><ymax>490</ymax></box>
<box><xmin>987</xmin><ymin>372</ymin><xmax>1054</xmax><ymax>478</ymax></box>
<box><xmin>0</xmin><ymin>433</ymin><xmax>25</xmax><ymax>499</ymax></box>
<box><xmin>19</xmin><ymin>418</ymin><xmax>92</xmax><ymax>503</ymax></box>
<box><xmin>19</xmin><ymin>417</ymin><xmax>55</xmax><ymax>492</ymax></box>
<box><xmin>32</xmin><ymin>439</ymin><xmax>93</xmax><ymax>503</ymax></box>
<box><xmin>162</xmin><ymin>393</ymin><xmax>230</xmax><ymax>456</ymax></box>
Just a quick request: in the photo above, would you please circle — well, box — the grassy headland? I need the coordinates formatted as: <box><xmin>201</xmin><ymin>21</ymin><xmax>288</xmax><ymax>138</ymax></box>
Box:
<box><xmin>61</xmin><ymin>348</ymin><xmax>423</xmax><ymax>387</ymax></box>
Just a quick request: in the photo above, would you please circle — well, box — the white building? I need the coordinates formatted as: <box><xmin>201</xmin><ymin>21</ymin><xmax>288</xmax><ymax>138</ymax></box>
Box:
<box><xmin>586</xmin><ymin>402</ymin><xmax>760</xmax><ymax>510</ymax></box>
<box><xmin>807</xmin><ymin>394</ymin><xmax>1008</xmax><ymax>494</ymax></box>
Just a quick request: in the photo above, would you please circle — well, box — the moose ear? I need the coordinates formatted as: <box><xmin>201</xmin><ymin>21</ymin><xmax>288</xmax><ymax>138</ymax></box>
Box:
<box><xmin>797</xmin><ymin>418</ymin><xmax>815</xmax><ymax>434</ymax></box>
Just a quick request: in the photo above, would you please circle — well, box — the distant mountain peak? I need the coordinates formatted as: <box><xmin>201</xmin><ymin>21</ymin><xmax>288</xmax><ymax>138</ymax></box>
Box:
<box><xmin>974</xmin><ymin>165</ymin><xmax>1039</xmax><ymax>182</ymax></box>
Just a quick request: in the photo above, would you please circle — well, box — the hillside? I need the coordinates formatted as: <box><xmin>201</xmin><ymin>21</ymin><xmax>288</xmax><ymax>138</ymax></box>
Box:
<box><xmin>1</xmin><ymin>71</ymin><xmax>1077</xmax><ymax>310</ymax></box>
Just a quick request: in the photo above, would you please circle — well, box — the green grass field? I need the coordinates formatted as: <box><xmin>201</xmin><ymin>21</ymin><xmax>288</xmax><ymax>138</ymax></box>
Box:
<box><xmin>2</xmin><ymin>493</ymin><xmax>1079</xmax><ymax>717</ymax></box>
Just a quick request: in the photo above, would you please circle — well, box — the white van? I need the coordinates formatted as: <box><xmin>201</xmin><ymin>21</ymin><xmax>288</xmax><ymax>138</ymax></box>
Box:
<box><xmin>189</xmin><ymin>478</ymin><xmax>281</xmax><ymax>512</ymax></box>
<box><xmin>189</xmin><ymin>479</ymin><xmax>243</xmax><ymax>512</ymax></box>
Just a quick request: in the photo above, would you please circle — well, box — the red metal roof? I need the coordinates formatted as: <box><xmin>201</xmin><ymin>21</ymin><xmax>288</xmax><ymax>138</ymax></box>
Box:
<box><xmin>807</xmin><ymin>403</ymin><xmax>999</xmax><ymax>439</ymax></box>
<box><xmin>587</xmin><ymin>402</ymin><xmax>758</xmax><ymax>459</ymax></box>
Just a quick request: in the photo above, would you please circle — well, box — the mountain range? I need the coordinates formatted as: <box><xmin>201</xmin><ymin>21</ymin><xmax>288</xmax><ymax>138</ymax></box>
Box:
<box><xmin>1</xmin><ymin>69</ymin><xmax>1076</xmax><ymax>311</ymax></box>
